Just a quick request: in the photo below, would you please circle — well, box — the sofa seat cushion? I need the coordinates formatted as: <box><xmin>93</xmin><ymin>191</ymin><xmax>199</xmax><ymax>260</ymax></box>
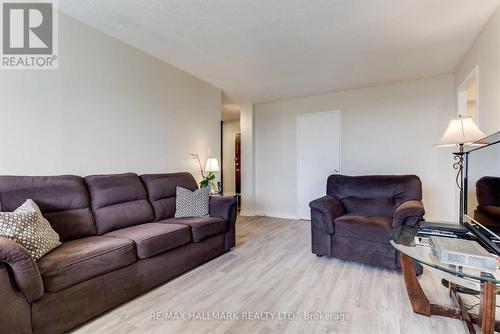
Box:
<box><xmin>37</xmin><ymin>236</ymin><xmax>136</xmax><ymax>292</ymax></box>
<box><xmin>334</xmin><ymin>214</ymin><xmax>392</xmax><ymax>243</ymax></box>
<box><xmin>104</xmin><ymin>223</ymin><xmax>191</xmax><ymax>259</ymax></box>
<box><xmin>159</xmin><ymin>217</ymin><xmax>227</xmax><ymax>242</ymax></box>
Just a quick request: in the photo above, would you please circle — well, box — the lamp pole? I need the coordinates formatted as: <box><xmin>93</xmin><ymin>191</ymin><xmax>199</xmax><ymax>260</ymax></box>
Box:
<box><xmin>453</xmin><ymin>144</ymin><xmax>465</xmax><ymax>225</ymax></box>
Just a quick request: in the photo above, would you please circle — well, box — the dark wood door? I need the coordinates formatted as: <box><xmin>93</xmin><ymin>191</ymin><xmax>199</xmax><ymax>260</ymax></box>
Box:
<box><xmin>235</xmin><ymin>133</ymin><xmax>241</xmax><ymax>193</ymax></box>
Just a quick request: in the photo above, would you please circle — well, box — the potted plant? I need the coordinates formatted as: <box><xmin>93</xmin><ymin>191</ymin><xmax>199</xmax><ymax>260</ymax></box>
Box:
<box><xmin>190</xmin><ymin>153</ymin><xmax>218</xmax><ymax>192</ymax></box>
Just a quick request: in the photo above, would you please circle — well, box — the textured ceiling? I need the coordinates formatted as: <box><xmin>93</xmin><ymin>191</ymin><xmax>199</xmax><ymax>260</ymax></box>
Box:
<box><xmin>58</xmin><ymin>0</ymin><xmax>499</xmax><ymax>103</ymax></box>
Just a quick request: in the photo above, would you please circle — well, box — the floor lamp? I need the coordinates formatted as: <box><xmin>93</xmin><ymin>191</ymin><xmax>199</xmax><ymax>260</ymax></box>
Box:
<box><xmin>434</xmin><ymin>116</ymin><xmax>486</xmax><ymax>224</ymax></box>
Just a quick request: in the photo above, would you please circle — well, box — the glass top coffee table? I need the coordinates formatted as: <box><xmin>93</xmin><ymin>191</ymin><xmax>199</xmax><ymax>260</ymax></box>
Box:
<box><xmin>391</xmin><ymin>225</ymin><xmax>499</xmax><ymax>334</ymax></box>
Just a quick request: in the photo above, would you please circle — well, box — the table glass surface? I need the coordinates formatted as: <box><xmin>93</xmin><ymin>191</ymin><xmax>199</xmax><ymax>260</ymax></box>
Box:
<box><xmin>391</xmin><ymin>226</ymin><xmax>500</xmax><ymax>284</ymax></box>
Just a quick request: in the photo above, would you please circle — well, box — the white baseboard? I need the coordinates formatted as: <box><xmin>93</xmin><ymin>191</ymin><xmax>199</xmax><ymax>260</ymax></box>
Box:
<box><xmin>239</xmin><ymin>209</ymin><xmax>301</xmax><ymax>220</ymax></box>
<box><xmin>239</xmin><ymin>210</ymin><xmax>256</xmax><ymax>217</ymax></box>
<box><xmin>252</xmin><ymin>211</ymin><xmax>298</xmax><ymax>220</ymax></box>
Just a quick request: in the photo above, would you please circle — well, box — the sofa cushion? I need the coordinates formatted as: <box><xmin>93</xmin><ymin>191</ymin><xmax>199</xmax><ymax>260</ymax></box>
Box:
<box><xmin>159</xmin><ymin>217</ymin><xmax>227</xmax><ymax>242</ymax></box>
<box><xmin>334</xmin><ymin>214</ymin><xmax>392</xmax><ymax>243</ymax></box>
<box><xmin>340</xmin><ymin>197</ymin><xmax>396</xmax><ymax>217</ymax></box>
<box><xmin>0</xmin><ymin>175</ymin><xmax>95</xmax><ymax>242</ymax></box>
<box><xmin>0</xmin><ymin>199</ymin><xmax>61</xmax><ymax>260</ymax></box>
<box><xmin>175</xmin><ymin>187</ymin><xmax>210</xmax><ymax>218</ymax></box>
<box><xmin>37</xmin><ymin>236</ymin><xmax>136</xmax><ymax>292</ymax></box>
<box><xmin>140</xmin><ymin>173</ymin><xmax>198</xmax><ymax>221</ymax></box>
<box><xmin>104</xmin><ymin>223</ymin><xmax>191</xmax><ymax>259</ymax></box>
<box><xmin>85</xmin><ymin>173</ymin><xmax>155</xmax><ymax>234</ymax></box>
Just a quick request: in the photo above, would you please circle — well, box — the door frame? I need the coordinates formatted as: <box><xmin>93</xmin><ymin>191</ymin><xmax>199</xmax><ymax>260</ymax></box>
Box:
<box><xmin>234</xmin><ymin>132</ymin><xmax>241</xmax><ymax>194</ymax></box>
<box><xmin>457</xmin><ymin>65</ymin><xmax>479</xmax><ymax>124</ymax></box>
<box><xmin>220</xmin><ymin>121</ymin><xmax>224</xmax><ymax>192</ymax></box>
<box><xmin>296</xmin><ymin>110</ymin><xmax>342</xmax><ymax>220</ymax></box>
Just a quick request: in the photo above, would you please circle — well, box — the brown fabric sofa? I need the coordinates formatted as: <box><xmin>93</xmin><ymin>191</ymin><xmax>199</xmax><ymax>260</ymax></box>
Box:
<box><xmin>0</xmin><ymin>172</ymin><xmax>237</xmax><ymax>334</ymax></box>
<box><xmin>309</xmin><ymin>174</ymin><xmax>424</xmax><ymax>270</ymax></box>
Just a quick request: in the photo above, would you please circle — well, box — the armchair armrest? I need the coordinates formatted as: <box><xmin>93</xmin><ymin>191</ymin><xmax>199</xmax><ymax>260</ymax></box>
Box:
<box><xmin>393</xmin><ymin>200</ymin><xmax>425</xmax><ymax>229</ymax></box>
<box><xmin>0</xmin><ymin>237</ymin><xmax>44</xmax><ymax>302</ymax></box>
<box><xmin>309</xmin><ymin>196</ymin><xmax>345</xmax><ymax>234</ymax></box>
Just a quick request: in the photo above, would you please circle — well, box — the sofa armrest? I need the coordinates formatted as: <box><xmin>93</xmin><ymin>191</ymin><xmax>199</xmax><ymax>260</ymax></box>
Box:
<box><xmin>0</xmin><ymin>236</ymin><xmax>44</xmax><ymax>302</ymax></box>
<box><xmin>209</xmin><ymin>196</ymin><xmax>237</xmax><ymax>221</ymax></box>
<box><xmin>210</xmin><ymin>196</ymin><xmax>237</xmax><ymax>250</ymax></box>
<box><xmin>309</xmin><ymin>196</ymin><xmax>345</xmax><ymax>234</ymax></box>
<box><xmin>393</xmin><ymin>200</ymin><xmax>425</xmax><ymax>229</ymax></box>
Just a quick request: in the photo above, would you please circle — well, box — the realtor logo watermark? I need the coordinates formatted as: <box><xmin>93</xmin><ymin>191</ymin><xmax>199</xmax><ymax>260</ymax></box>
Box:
<box><xmin>1</xmin><ymin>0</ymin><xmax>58</xmax><ymax>69</ymax></box>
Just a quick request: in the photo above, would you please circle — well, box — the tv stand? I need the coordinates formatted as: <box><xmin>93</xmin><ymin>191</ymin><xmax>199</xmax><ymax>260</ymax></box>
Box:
<box><xmin>392</xmin><ymin>225</ymin><xmax>500</xmax><ymax>334</ymax></box>
<box><xmin>401</xmin><ymin>253</ymin><xmax>498</xmax><ymax>334</ymax></box>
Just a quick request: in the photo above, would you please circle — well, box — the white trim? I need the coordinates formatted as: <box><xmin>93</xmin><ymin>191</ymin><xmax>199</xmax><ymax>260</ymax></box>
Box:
<box><xmin>296</xmin><ymin>110</ymin><xmax>342</xmax><ymax>220</ymax></box>
<box><xmin>252</xmin><ymin>211</ymin><xmax>298</xmax><ymax>220</ymax></box>
<box><xmin>239</xmin><ymin>210</ymin><xmax>256</xmax><ymax>217</ymax></box>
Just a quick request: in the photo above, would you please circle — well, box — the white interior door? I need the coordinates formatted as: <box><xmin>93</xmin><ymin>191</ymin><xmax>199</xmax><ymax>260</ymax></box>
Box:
<box><xmin>297</xmin><ymin>111</ymin><xmax>341</xmax><ymax>220</ymax></box>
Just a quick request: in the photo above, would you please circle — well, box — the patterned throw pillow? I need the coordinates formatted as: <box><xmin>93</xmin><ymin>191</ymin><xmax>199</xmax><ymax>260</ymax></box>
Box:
<box><xmin>0</xmin><ymin>199</ymin><xmax>61</xmax><ymax>260</ymax></box>
<box><xmin>175</xmin><ymin>186</ymin><xmax>210</xmax><ymax>218</ymax></box>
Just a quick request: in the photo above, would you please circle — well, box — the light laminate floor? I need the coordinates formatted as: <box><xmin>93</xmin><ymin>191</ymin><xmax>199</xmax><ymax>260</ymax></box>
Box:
<box><xmin>74</xmin><ymin>216</ymin><xmax>480</xmax><ymax>334</ymax></box>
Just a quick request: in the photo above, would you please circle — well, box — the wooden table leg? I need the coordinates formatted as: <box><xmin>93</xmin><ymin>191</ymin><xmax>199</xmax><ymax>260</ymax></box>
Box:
<box><xmin>479</xmin><ymin>280</ymin><xmax>496</xmax><ymax>334</ymax></box>
<box><xmin>452</xmin><ymin>289</ymin><xmax>476</xmax><ymax>334</ymax></box>
<box><xmin>400</xmin><ymin>253</ymin><xmax>499</xmax><ymax>333</ymax></box>
<box><xmin>400</xmin><ymin>253</ymin><xmax>431</xmax><ymax>316</ymax></box>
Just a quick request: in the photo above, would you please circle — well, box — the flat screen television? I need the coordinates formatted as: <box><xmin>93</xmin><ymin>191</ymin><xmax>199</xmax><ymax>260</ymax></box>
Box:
<box><xmin>464</xmin><ymin>131</ymin><xmax>500</xmax><ymax>253</ymax></box>
<box><xmin>466</xmin><ymin>131</ymin><xmax>500</xmax><ymax>228</ymax></box>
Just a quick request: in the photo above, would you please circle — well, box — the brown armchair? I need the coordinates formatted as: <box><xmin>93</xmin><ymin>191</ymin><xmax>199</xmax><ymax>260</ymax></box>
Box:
<box><xmin>475</xmin><ymin>176</ymin><xmax>500</xmax><ymax>227</ymax></box>
<box><xmin>309</xmin><ymin>174</ymin><xmax>425</xmax><ymax>270</ymax></box>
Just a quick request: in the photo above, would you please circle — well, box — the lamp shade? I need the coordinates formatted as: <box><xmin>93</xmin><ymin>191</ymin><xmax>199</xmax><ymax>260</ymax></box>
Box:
<box><xmin>205</xmin><ymin>158</ymin><xmax>220</xmax><ymax>172</ymax></box>
<box><xmin>434</xmin><ymin>116</ymin><xmax>486</xmax><ymax>147</ymax></box>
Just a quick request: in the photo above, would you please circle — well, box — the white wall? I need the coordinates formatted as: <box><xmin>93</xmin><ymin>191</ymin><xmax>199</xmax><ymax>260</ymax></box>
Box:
<box><xmin>456</xmin><ymin>5</ymin><xmax>500</xmax><ymax>136</ymax></box>
<box><xmin>0</xmin><ymin>13</ymin><xmax>221</xmax><ymax>180</ymax></box>
<box><xmin>222</xmin><ymin>120</ymin><xmax>240</xmax><ymax>193</ymax></box>
<box><xmin>240</xmin><ymin>104</ymin><xmax>255</xmax><ymax>215</ymax></box>
<box><xmin>254</xmin><ymin>75</ymin><xmax>457</xmax><ymax>221</ymax></box>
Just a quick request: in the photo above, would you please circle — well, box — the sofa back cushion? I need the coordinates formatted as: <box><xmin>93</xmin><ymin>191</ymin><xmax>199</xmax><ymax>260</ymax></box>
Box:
<box><xmin>140</xmin><ymin>173</ymin><xmax>198</xmax><ymax>221</ymax></box>
<box><xmin>327</xmin><ymin>175</ymin><xmax>422</xmax><ymax>217</ymax></box>
<box><xmin>85</xmin><ymin>173</ymin><xmax>154</xmax><ymax>234</ymax></box>
<box><xmin>0</xmin><ymin>175</ymin><xmax>96</xmax><ymax>242</ymax></box>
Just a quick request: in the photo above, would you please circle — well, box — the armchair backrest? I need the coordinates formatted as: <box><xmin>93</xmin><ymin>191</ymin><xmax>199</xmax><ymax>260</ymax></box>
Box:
<box><xmin>476</xmin><ymin>176</ymin><xmax>500</xmax><ymax>207</ymax></box>
<box><xmin>327</xmin><ymin>174</ymin><xmax>422</xmax><ymax>217</ymax></box>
